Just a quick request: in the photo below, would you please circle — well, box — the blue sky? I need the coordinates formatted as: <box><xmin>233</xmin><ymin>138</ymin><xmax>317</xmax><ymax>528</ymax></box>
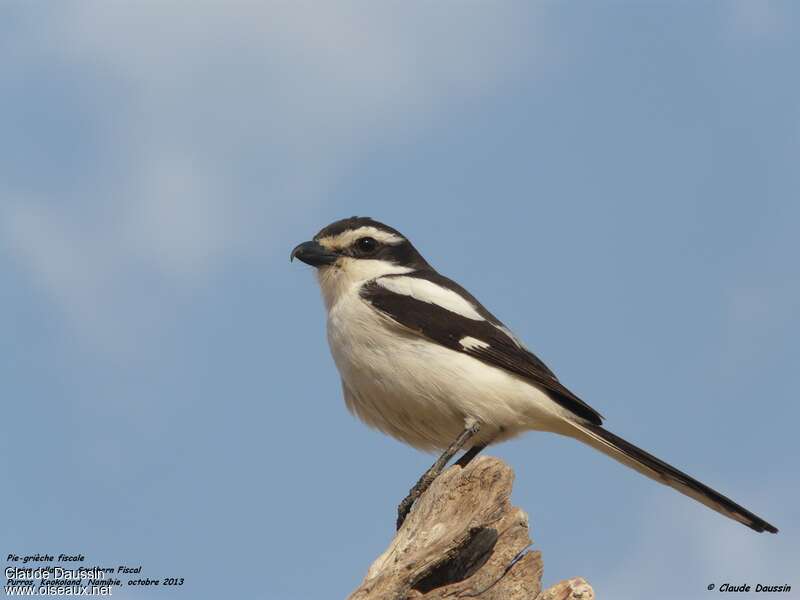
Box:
<box><xmin>2</xmin><ymin>2</ymin><xmax>798</xmax><ymax>599</ymax></box>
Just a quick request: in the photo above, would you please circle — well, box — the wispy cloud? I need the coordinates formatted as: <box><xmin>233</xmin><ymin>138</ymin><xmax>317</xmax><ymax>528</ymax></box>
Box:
<box><xmin>597</xmin><ymin>485</ymin><xmax>796</xmax><ymax>600</ymax></box>
<box><xmin>2</xmin><ymin>3</ymin><xmax>546</xmax><ymax>349</ymax></box>
<box><xmin>727</xmin><ymin>0</ymin><xmax>788</xmax><ymax>41</ymax></box>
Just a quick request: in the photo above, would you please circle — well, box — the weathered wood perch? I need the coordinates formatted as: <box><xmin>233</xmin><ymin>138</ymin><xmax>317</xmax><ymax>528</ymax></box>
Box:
<box><xmin>348</xmin><ymin>456</ymin><xmax>594</xmax><ymax>600</ymax></box>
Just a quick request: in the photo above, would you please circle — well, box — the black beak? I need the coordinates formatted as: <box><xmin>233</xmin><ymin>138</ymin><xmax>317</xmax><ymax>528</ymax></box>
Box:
<box><xmin>290</xmin><ymin>241</ymin><xmax>339</xmax><ymax>267</ymax></box>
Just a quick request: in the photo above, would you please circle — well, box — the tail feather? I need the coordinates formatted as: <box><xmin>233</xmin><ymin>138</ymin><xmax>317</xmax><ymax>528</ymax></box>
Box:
<box><xmin>564</xmin><ymin>420</ymin><xmax>778</xmax><ymax>534</ymax></box>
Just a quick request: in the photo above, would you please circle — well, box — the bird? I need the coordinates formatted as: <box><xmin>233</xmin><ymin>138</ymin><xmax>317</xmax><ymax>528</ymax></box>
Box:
<box><xmin>291</xmin><ymin>216</ymin><xmax>778</xmax><ymax>534</ymax></box>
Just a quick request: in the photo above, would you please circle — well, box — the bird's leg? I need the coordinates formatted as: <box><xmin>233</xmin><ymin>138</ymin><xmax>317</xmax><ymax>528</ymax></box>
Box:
<box><xmin>455</xmin><ymin>443</ymin><xmax>487</xmax><ymax>468</ymax></box>
<box><xmin>396</xmin><ymin>421</ymin><xmax>481</xmax><ymax>530</ymax></box>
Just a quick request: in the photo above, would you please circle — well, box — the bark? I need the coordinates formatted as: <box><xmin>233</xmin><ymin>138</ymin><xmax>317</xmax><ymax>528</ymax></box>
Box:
<box><xmin>348</xmin><ymin>456</ymin><xmax>594</xmax><ymax>600</ymax></box>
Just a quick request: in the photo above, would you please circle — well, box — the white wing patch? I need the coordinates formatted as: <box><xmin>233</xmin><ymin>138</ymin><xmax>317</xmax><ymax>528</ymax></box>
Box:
<box><xmin>376</xmin><ymin>276</ymin><xmax>485</xmax><ymax>321</ymax></box>
<box><xmin>459</xmin><ymin>336</ymin><xmax>490</xmax><ymax>350</ymax></box>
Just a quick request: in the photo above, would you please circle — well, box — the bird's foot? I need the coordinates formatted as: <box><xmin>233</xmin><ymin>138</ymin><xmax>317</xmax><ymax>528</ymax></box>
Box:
<box><xmin>395</xmin><ymin>422</ymin><xmax>481</xmax><ymax>530</ymax></box>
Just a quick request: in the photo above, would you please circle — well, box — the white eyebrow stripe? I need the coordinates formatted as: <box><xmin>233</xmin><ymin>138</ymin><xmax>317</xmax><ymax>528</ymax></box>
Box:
<box><xmin>376</xmin><ymin>276</ymin><xmax>485</xmax><ymax>321</ymax></box>
<box><xmin>459</xmin><ymin>336</ymin><xmax>490</xmax><ymax>350</ymax></box>
<box><xmin>318</xmin><ymin>226</ymin><xmax>405</xmax><ymax>249</ymax></box>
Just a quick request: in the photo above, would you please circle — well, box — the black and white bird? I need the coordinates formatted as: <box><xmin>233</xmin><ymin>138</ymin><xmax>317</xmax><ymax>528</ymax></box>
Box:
<box><xmin>291</xmin><ymin>216</ymin><xmax>777</xmax><ymax>534</ymax></box>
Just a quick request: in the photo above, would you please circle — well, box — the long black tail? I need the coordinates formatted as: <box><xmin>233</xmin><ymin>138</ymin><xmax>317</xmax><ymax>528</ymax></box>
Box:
<box><xmin>565</xmin><ymin>421</ymin><xmax>778</xmax><ymax>533</ymax></box>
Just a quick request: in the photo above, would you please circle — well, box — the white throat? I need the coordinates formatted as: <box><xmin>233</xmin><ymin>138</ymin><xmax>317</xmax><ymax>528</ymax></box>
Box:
<box><xmin>316</xmin><ymin>258</ymin><xmax>413</xmax><ymax>310</ymax></box>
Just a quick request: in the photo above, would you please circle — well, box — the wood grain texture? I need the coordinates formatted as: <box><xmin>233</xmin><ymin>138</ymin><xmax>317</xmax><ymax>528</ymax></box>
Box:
<box><xmin>348</xmin><ymin>456</ymin><xmax>594</xmax><ymax>600</ymax></box>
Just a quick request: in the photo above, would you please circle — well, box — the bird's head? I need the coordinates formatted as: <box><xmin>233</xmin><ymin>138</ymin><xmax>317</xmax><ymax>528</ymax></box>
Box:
<box><xmin>291</xmin><ymin>217</ymin><xmax>430</xmax><ymax>307</ymax></box>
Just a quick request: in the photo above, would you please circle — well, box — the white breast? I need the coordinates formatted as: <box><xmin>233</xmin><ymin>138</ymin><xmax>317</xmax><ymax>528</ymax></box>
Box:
<box><xmin>325</xmin><ymin>282</ymin><xmax>566</xmax><ymax>451</ymax></box>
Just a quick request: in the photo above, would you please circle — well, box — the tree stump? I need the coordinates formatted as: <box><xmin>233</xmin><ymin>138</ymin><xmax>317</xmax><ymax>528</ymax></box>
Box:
<box><xmin>348</xmin><ymin>456</ymin><xmax>595</xmax><ymax>599</ymax></box>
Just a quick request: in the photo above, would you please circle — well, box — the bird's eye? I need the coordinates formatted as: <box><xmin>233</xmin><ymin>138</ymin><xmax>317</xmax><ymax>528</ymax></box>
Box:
<box><xmin>356</xmin><ymin>237</ymin><xmax>378</xmax><ymax>253</ymax></box>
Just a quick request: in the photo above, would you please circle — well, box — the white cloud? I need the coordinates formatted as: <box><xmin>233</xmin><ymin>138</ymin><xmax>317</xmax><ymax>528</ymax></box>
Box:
<box><xmin>727</xmin><ymin>0</ymin><xmax>786</xmax><ymax>40</ymax></box>
<box><xmin>122</xmin><ymin>152</ymin><xmax>236</xmax><ymax>278</ymax></box>
<box><xmin>2</xmin><ymin>3</ymin><xmax>546</xmax><ymax>349</ymax></box>
<box><xmin>597</xmin><ymin>486</ymin><xmax>796</xmax><ymax>600</ymax></box>
<box><xmin>3</xmin><ymin>199</ymin><xmax>108</xmax><ymax>325</ymax></box>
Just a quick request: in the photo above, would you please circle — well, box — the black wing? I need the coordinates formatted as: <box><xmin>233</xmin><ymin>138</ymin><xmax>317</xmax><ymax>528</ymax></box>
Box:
<box><xmin>361</xmin><ymin>274</ymin><xmax>603</xmax><ymax>425</ymax></box>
